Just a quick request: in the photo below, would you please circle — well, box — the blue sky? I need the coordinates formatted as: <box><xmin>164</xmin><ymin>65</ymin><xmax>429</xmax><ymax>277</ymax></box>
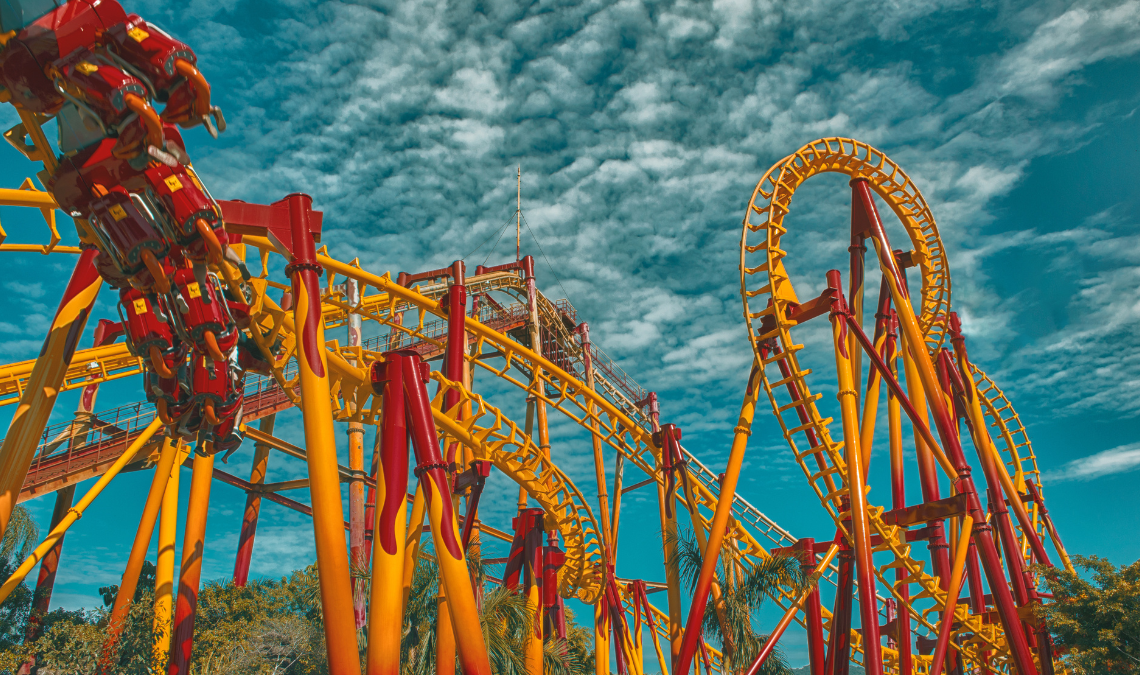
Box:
<box><xmin>1</xmin><ymin>0</ymin><xmax>1139</xmax><ymax>666</ymax></box>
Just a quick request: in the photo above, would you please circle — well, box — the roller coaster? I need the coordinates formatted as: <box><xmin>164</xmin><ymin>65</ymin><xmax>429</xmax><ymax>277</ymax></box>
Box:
<box><xmin>0</xmin><ymin>2</ymin><xmax>1074</xmax><ymax>674</ymax></box>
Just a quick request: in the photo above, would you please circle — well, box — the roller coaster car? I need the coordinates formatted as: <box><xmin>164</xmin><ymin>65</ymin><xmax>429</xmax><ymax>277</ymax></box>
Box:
<box><xmin>118</xmin><ymin>286</ymin><xmax>182</xmax><ymax>369</ymax></box>
<box><xmin>189</xmin><ymin>353</ymin><xmax>244</xmax><ymax>456</ymax></box>
<box><xmin>49</xmin><ymin>121</ymin><xmax>188</xmax><ymax>215</ymax></box>
<box><xmin>49</xmin><ymin>46</ymin><xmax>145</xmax><ymax>118</ymax></box>
<box><xmin>103</xmin><ymin>14</ymin><xmax>221</xmax><ymax>132</ymax></box>
<box><xmin>169</xmin><ymin>267</ymin><xmax>237</xmax><ymax>362</ymax></box>
<box><xmin>144</xmin><ymin>162</ymin><xmax>226</xmax><ymax>264</ymax></box>
<box><xmin>145</xmin><ymin>360</ymin><xmax>191</xmax><ymax>425</ymax></box>
<box><xmin>235</xmin><ymin>333</ymin><xmax>277</xmax><ymax>375</ymax></box>
<box><xmin>0</xmin><ymin>0</ymin><xmax>129</xmax><ymax>114</ymax></box>
<box><xmin>89</xmin><ymin>185</ymin><xmax>171</xmax><ymax>291</ymax></box>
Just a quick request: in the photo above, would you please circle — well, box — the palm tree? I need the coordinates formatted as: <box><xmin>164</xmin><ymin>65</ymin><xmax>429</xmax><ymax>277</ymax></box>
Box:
<box><xmin>0</xmin><ymin>505</ymin><xmax>39</xmax><ymax>651</ymax></box>
<box><xmin>396</xmin><ymin>543</ymin><xmax>593</xmax><ymax>675</ymax></box>
<box><xmin>672</xmin><ymin>530</ymin><xmax>805</xmax><ymax>675</ymax></box>
<box><xmin>0</xmin><ymin>505</ymin><xmax>38</xmax><ymax>564</ymax></box>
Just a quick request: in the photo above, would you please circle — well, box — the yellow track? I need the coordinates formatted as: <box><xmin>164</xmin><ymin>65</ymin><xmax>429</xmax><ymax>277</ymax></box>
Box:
<box><xmin>739</xmin><ymin>138</ymin><xmax>1020</xmax><ymax>673</ymax></box>
<box><xmin>0</xmin><ymin>137</ymin><xmax>1064</xmax><ymax>671</ymax></box>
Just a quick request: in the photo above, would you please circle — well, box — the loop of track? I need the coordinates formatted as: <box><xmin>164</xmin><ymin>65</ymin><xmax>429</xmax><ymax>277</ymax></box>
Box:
<box><xmin>740</xmin><ymin>137</ymin><xmax>951</xmax><ymax>359</ymax></box>
<box><xmin>738</xmin><ymin>139</ymin><xmax>1010</xmax><ymax>673</ymax></box>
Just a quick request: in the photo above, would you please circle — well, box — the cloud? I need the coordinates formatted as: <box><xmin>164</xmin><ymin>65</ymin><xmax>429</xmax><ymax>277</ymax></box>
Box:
<box><xmin>9</xmin><ymin>0</ymin><xmax>1134</xmax><ymax>612</ymax></box>
<box><xmin>1043</xmin><ymin>443</ymin><xmax>1140</xmax><ymax>482</ymax></box>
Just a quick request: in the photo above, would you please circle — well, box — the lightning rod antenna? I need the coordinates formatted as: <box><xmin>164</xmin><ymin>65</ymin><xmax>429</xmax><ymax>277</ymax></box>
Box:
<box><xmin>516</xmin><ymin>166</ymin><xmax>521</xmax><ymax>262</ymax></box>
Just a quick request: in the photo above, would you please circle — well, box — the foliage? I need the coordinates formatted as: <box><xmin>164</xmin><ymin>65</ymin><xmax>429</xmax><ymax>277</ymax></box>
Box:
<box><xmin>0</xmin><ymin>537</ymin><xmax>595</xmax><ymax>675</ymax></box>
<box><xmin>673</xmin><ymin>529</ymin><xmax>805</xmax><ymax>675</ymax></box>
<box><xmin>1035</xmin><ymin>555</ymin><xmax>1140</xmax><ymax>673</ymax></box>
<box><xmin>401</xmin><ymin>543</ymin><xmax>593</xmax><ymax>675</ymax></box>
<box><xmin>0</xmin><ymin>506</ymin><xmax>39</xmax><ymax>652</ymax></box>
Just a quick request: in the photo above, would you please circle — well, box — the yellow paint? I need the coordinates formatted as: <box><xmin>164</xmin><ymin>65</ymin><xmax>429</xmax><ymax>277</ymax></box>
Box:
<box><xmin>163</xmin><ymin>175</ymin><xmax>183</xmax><ymax>192</ymax></box>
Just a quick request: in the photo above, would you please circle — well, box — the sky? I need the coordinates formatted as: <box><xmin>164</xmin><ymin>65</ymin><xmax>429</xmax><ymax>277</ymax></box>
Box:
<box><xmin>1</xmin><ymin>0</ymin><xmax>1140</xmax><ymax>667</ymax></box>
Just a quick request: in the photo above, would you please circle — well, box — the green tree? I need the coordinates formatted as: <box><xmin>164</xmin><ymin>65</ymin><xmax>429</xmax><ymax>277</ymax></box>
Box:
<box><xmin>399</xmin><ymin>544</ymin><xmax>593</xmax><ymax>675</ymax></box>
<box><xmin>0</xmin><ymin>505</ymin><xmax>39</xmax><ymax>652</ymax></box>
<box><xmin>673</xmin><ymin>530</ymin><xmax>805</xmax><ymax>675</ymax></box>
<box><xmin>1036</xmin><ymin>555</ymin><xmax>1140</xmax><ymax>673</ymax></box>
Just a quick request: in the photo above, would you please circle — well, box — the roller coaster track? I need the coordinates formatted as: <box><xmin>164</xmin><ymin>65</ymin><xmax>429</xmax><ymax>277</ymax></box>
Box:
<box><xmin>738</xmin><ymin>137</ymin><xmax>1071</xmax><ymax>674</ymax></box>
<box><xmin>3</xmin><ymin>171</ymin><xmax>1059</xmax><ymax>672</ymax></box>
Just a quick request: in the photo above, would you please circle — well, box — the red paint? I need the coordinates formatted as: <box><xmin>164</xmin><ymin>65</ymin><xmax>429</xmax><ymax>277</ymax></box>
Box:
<box><xmin>824</xmin><ymin>538</ymin><xmax>854</xmax><ymax>675</ymax></box>
<box><xmin>377</xmin><ymin>357</ymin><xmax>409</xmax><ymax>555</ymax></box>
<box><xmin>399</xmin><ymin>353</ymin><xmax>463</xmax><ymax>559</ymax></box>
<box><xmin>852</xmin><ymin>179</ymin><xmax>1039</xmax><ymax>675</ymax></box>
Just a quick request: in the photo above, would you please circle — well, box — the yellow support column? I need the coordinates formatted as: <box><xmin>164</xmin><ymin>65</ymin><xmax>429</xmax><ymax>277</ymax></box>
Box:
<box><xmin>153</xmin><ymin>441</ymin><xmax>187</xmax><ymax>671</ymax></box>
<box><xmin>282</xmin><ymin>194</ymin><xmax>362</xmax><ymax>675</ymax></box>
<box><xmin>99</xmin><ymin>437</ymin><xmax>181</xmax><ymax>673</ymax></box>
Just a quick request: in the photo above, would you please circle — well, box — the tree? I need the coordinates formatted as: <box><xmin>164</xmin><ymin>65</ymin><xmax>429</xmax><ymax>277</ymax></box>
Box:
<box><xmin>673</xmin><ymin>530</ymin><xmax>805</xmax><ymax>675</ymax></box>
<box><xmin>1036</xmin><ymin>555</ymin><xmax>1140</xmax><ymax>673</ymax></box>
<box><xmin>0</xmin><ymin>506</ymin><xmax>38</xmax><ymax>652</ymax></box>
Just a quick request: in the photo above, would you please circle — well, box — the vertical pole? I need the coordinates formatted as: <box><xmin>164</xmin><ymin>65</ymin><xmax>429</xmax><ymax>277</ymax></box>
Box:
<box><xmin>610</xmin><ymin>453</ymin><xmax>625</xmax><ymax>561</ymax></box>
<box><xmin>847</xmin><ymin>221</ymin><xmax>867</xmax><ymax>418</ymax></box>
<box><xmin>400</xmin><ymin>352</ymin><xmax>492</xmax><ymax>674</ymax></box>
<box><xmin>346</xmin><ymin>277</ymin><xmax>368</xmax><ymax>629</ymax></box>
<box><xmin>595</xmin><ymin>596</ymin><xmax>611</xmax><ymax>675</ymax></box>
<box><xmin>0</xmin><ymin>248</ymin><xmax>102</xmax><ymax>539</ymax></box>
<box><xmin>824</xmin><ymin>540</ymin><xmax>854</xmax><ymax>675</ymax></box>
<box><xmin>886</xmin><ymin>313</ymin><xmax>913</xmax><ymax>675</ymax></box>
<box><xmin>964</xmin><ymin>541</ymin><xmax>992</xmax><ymax>675</ymax></box>
<box><xmin>366</xmin><ymin>356</ymin><xmax>409</xmax><ymax>675</ymax></box>
<box><xmin>517</xmin><ymin>166</ymin><xmax>522</xmax><ymax>262</ymax></box>
<box><xmin>674</xmin><ymin>363</ymin><xmax>762</xmax><ymax>675</ymax></box>
<box><xmin>825</xmin><ymin>270</ymin><xmax>883</xmax><ymax>675</ymax></box>
<box><xmin>154</xmin><ymin>442</ymin><xmax>185</xmax><ymax>671</ymax></box>
<box><xmin>439</xmin><ymin>263</ymin><xmax>467</xmax><ymax>666</ymax></box>
<box><xmin>283</xmin><ymin>193</ymin><xmax>362</xmax><ymax>675</ymax></box>
<box><xmin>100</xmin><ymin>437</ymin><xmax>181</xmax><ymax>674</ymax></box>
<box><xmin>648</xmin><ymin>409</ymin><xmax>683</xmax><ymax>666</ymax></box>
<box><xmin>852</xmin><ymin>179</ymin><xmax>1039</xmax><ymax>675</ymax></box>
<box><xmin>799</xmin><ymin>539</ymin><xmax>826</xmax><ymax>675</ymax></box>
<box><xmin>233</xmin><ymin>414</ymin><xmax>276</xmax><ymax>586</ymax></box>
<box><xmin>363</xmin><ymin>434</ymin><xmax>380</xmax><ymax>564</ymax></box>
<box><xmin>167</xmin><ymin>451</ymin><xmax>214</xmax><ymax>675</ymax></box>
<box><xmin>579</xmin><ymin>323</ymin><xmax>622</xmax><ymax>649</ymax></box>
<box><xmin>518</xmin><ymin>398</ymin><xmax>536</xmax><ymax>511</ymax></box>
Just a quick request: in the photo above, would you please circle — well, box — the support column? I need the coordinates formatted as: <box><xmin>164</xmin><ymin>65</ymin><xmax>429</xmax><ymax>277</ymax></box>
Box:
<box><xmin>798</xmin><ymin>539</ymin><xmax>826</xmax><ymax>675</ymax></box>
<box><xmin>154</xmin><ymin>442</ymin><xmax>186</xmax><ymax>670</ymax></box>
<box><xmin>824</xmin><ymin>539</ymin><xmax>854</xmax><ymax>675</ymax></box>
<box><xmin>25</xmin><ymin>485</ymin><xmax>74</xmax><ymax>642</ymax></box>
<box><xmin>852</xmin><ymin>179</ymin><xmax>1039</xmax><ymax>675</ymax></box>
<box><xmin>100</xmin><ymin>437</ymin><xmax>181</xmax><ymax>674</ymax></box>
<box><xmin>825</xmin><ymin>270</ymin><xmax>883</xmax><ymax>675</ymax></box>
<box><xmin>233</xmin><ymin>414</ymin><xmax>276</xmax><ymax>586</ymax></box>
<box><xmin>886</xmin><ymin>317</ymin><xmax>913</xmax><ymax>675</ymax></box>
<box><xmin>347</xmin><ymin>277</ymin><xmax>367</xmax><ymax>629</ymax></box>
<box><xmin>0</xmin><ymin>248</ymin><xmax>102</xmax><ymax>539</ymax></box>
<box><xmin>365</xmin><ymin>355</ymin><xmax>409</xmax><ymax>675</ymax></box>
<box><xmin>282</xmin><ymin>193</ymin><xmax>362</xmax><ymax>675</ymax></box>
<box><xmin>168</xmin><ymin>451</ymin><xmax>215</xmax><ymax>675</ymax></box>
<box><xmin>392</xmin><ymin>351</ymin><xmax>492</xmax><ymax>674</ymax></box>
<box><xmin>363</xmin><ymin>434</ymin><xmax>380</xmax><ymax>564</ymax></box>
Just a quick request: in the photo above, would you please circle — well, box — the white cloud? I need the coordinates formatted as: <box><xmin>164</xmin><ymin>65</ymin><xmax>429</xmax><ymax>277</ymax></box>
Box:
<box><xmin>1043</xmin><ymin>443</ymin><xmax>1140</xmax><ymax>481</ymax></box>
